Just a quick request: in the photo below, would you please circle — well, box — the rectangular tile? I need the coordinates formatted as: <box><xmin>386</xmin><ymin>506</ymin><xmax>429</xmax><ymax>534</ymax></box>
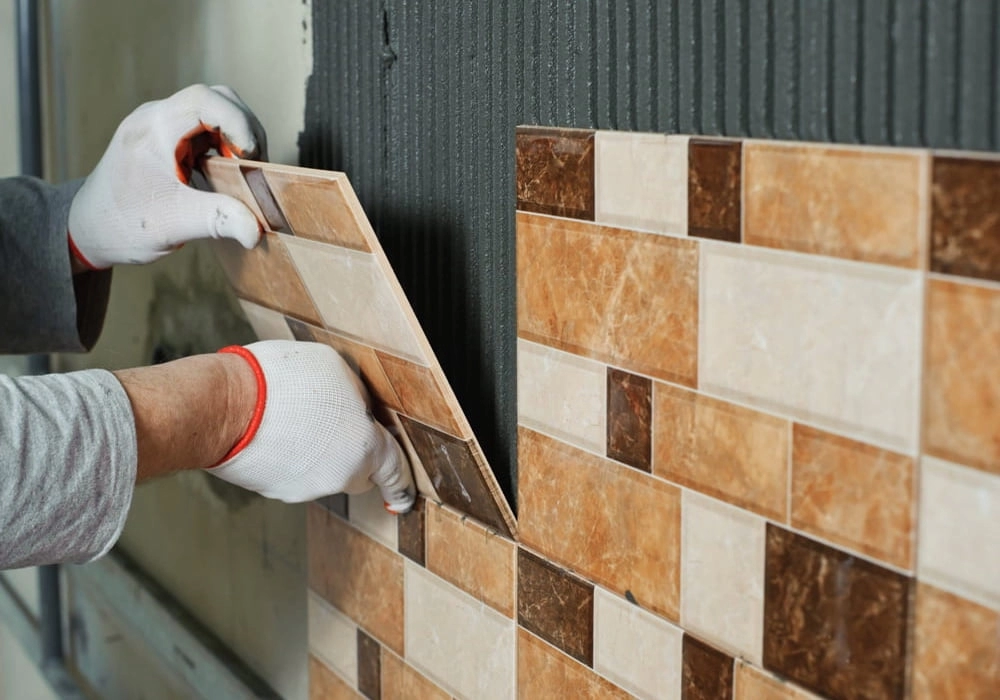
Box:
<box><xmin>517</xmin><ymin>212</ymin><xmax>699</xmax><ymax>386</ymax></box>
<box><xmin>700</xmin><ymin>242</ymin><xmax>922</xmax><ymax>452</ymax></box>
<box><xmin>682</xmin><ymin>635</ymin><xmax>735</xmax><ymax>700</ymax></box>
<box><xmin>376</xmin><ymin>350</ymin><xmax>468</xmax><ymax>437</ymax></box>
<box><xmin>606</xmin><ymin>368</ymin><xmax>652</xmax><ymax>472</ymax></box>
<box><xmin>735</xmin><ymin>662</ymin><xmax>819</xmax><ymax>700</ymax></box>
<box><xmin>348</xmin><ymin>488</ymin><xmax>398</xmax><ymax>551</ymax></box>
<box><xmin>654</xmin><ymin>383</ymin><xmax>788</xmax><ymax>521</ymax></box>
<box><xmin>931</xmin><ymin>155</ymin><xmax>1000</xmax><ymax>282</ymax></box>
<box><xmin>518</xmin><ymin>426</ymin><xmax>681</xmax><ymax>621</ymax></box>
<box><xmin>308</xmin><ymin>592</ymin><xmax>357</xmax><ymax>687</ymax></box>
<box><xmin>517</xmin><ymin>628</ymin><xmax>631</xmax><ymax>700</ymax></box>
<box><xmin>310</xmin><ymin>656</ymin><xmax>362</xmax><ymax>700</ymax></box>
<box><xmin>517</xmin><ymin>548</ymin><xmax>595</xmax><ymax>665</ymax></box>
<box><xmin>688</xmin><ymin>138</ymin><xmax>742</xmax><ymax>242</ymax></box>
<box><xmin>396</xmin><ymin>496</ymin><xmax>425</xmax><ymax>566</ymax></box>
<box><xmin>242</xmin><ymin>165</ymin><xmax>291</xmax><ymax>234</ymax></box>
<box><xmin>743</xmin><ymin>143</ymin><xmax>924</xmax><ymax>267</ymax></box>
<box><xmin>238</xmin><ymin>299</ymin><xmax>295</xmax><ymax>340</ymax></box>
<box><xmin>515</xmin><ymin>127</ymin><xmax>595</xmax><ymax>220</ymax></box>
<box><xmin>357</xmin><ymin>629</ymin><xmax>380</xmax><ymax>700</ymax></box>
<box><xmin>380</xmin><ymin>651</ymin><xmax>450</xmax><ymax>700</ymax></box>
<box><xmin>262</xmin><ymin>168</ymin><xmax>373</xmax><ymax>251</ymax></box>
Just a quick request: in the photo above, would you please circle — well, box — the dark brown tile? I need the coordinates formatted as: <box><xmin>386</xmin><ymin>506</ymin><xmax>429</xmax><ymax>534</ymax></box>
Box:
<box><xmin>357</xmin><ymin>628</ymin><xmax>381</xmax><ymax>700</ymax></box>
<box><xmin>931</xmin><ymin>156</ymin><xmax>1000</xmax><ymax>283</ymax></box>
<box><xmin>763</xmin><ymin>525</ymin><xmax>911</xmax><ymax>700</ymax></box>
<box><xmin>242</xmin><ymin>166</ymin><xmax>291</xmax><ymax>233</ymax></box>
<box><xmin>517</xmin><ymin>548</ymin><xmax>595</xmax><ymax>666</ymax></box>
<box><xmin>316</xmin><ymin>493</ymin><xmax>348</xmax><ymax>520</ymax></box>
<box><xmin>607</xmin><ymin>368</ymin><xmax>652</xmax><ymax>471</ymax></box>
<box><xmin>689</xmin><ymin>139</ymin><xmax>742</xmax><ymax>242</ymax></box>
<box><xmin>285</xmin><ymin>316</ymin><xmax>315</xmax><ymax>341</ymax></box>
<box><xmin>397</xmin><ymin>496</ymin><xmax>426</xmax><ymax>566</ymax></box>
<box><xmin>682</xmin><ymin>634</ymin><xmax>734</xmax><ymax>700</ymax></box>
<box><xmin>516</xmin><ymin>127</ymin><xmax>595</xmax><ymax>220</ymax></box>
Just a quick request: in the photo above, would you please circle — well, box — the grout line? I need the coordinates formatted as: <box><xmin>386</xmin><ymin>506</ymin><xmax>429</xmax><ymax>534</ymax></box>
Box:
<box><xmin>786</xmin><ymin>421</ymin><xmax>793</xmax><ymax>525</ymax></box>
<box><xmin>925</xmin><ymin>270</ymin><xmax>1000</xmax><ymax>292</ymax></box>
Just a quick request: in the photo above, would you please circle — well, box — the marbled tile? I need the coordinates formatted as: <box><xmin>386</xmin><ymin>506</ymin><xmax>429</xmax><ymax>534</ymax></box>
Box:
<box><xmin>516</xmin><ymin>127</ymin><xmax>595</xmax><ymax>220</ymax></box>
<box><xmin>241</xmin><ymin>166</ymin><xmax>291</xmax><ymax>233</ymax></box>
<box><xmin>923</xmin><ymin>279</ymin><xmax>1000</xmax><ymax>475</ymax></box>
<box><xmin>316</xmin><ymin>493</ymin><xmax>348</xmax><ymax>520</ymax></box>
<box><xmin>426</xmin><ymin>502</ymin><xmax>515</xmax><ymax>617</ymax></box>
<box><xmin>517</xmin><ymin>548</ymin><xmax>595</xmax><ymax>665</ymax></box>
<box><xmin>594</xmin><ymin>587</ymin><xmax>683</xmax><ymax>700</ymax></box>
<box><xmin>917</xmin><ymin>456</ymin><xmax>1000</xmax><ymax>609</ymax></box>
<box><xmin>376</xmin><ymin>350</ymin><xmax>466</xmax><ymax>437</ymax></box>
<box><xmin>396</xmin><ymin>496</ymin><xmax>425</xmax><ymax>566</ymax></box>
<box><xmin>262</xmin><ymin>168</ymin><xmax>372</xmax><ymax>251</ymax></box>
<box><xmin>735</xmin><ymin>662</ymin><xmax>819</xmax><ymax>700</ymax></box>
<box><xmin>356</xmin><ymin>629</ymin><xmax>380</xmax><ymax>700</ymax></box>
<box><xmin>607</xmin><ymin>368</ymin><xmax>652</xmax><ymax>472</ymax></box>
<box><xmin>700</xmin><ymin>242</ymin><xmax>922</xmax><ymax>453</ymax></box>
<box><xmin>595</xmin><ymin>131</ymin><xmax>689</xmax><ymax>235</ymax></box>
<box><xmin>202</xmin><ymin>156</ymin><xmax>267</xmax><ymax>224</ymax></box>
<box><xmin>654</xmin><ymin>383</ymin><xmax>788</xmax><ymax>520</ymax></box>
<box><xmin>380</xmin><ymin>651</ymin><xmax>450</xmax><ymax>700</ymax></box>
<box><xmin>518</xmin><ymin>628</ymin><xmax>631</xmax><ymax>700</ymax></box>
<box><xmin>912</xmin><ymin>583</ymin><xmax>1000</xmax><ymax>699</ymax></box>
<box><xmin>517</xmin><ymin>213</ymin><xmax>699</xmax><ymax>386</ymax></box>
<box><xmin>931</xmin><ymin>155</ymin><xmax>1000</xmax><ymax>282</ymax></box>
<box><xmin>238</xmin><ymin>299</ymin><xmax>295</xmax><ymax>340</ymax></box>
<box><xmin>682</xmin><ymin>635</ymin><xmax>735</xmax><ymax>700</ymax></box>
<box><xmin>763</xmin><ymin>526</ymin><xmax>911</xmax><ymax>700</ymax></box>
<box><xmin>743</xmin><ymin>143</ymin><xmax>923</xmax><ymax>267</ymax></box>
<box><xmin>792</xmin><ymin>424</ymin><xmax>914</xmax><ymax>568</ymax></box>
<box><xmin>404</xmin><ymin>561</ymin><xmax>515</xmax><ymax>700</ymax></box>
<box><xmin>348</xmin><ymin>488</ymin><xmax>398</xmax><ymax>550</ymax></box>
<box><xmin>518</xmin><ymin>426</ymin><xmax>681</xmax><ymax>620</ymax></box>
<box><xmin>688</xmin><ymin>139</ymin><xmax>742</xmax><ymax>242</ymax></box>
<box><xmin>681</xmin><ymin>491</ymin><xmax>766</xmax><ymax>664</ymax></box>
<box><xmin>517</xmin><ymin>339</ymin><xmax>607</xmax><ymax>454</ymax></box>
<box><xmin>308</xmin><ymin>592</ymin><xmax>357</xmax><ymax>686</ymax></box>
<box><xmin>307</xmin><ymin>504</ymin><xmax>404</xmax><ymax>655</ymax></box>
<box><xmin>310</xmin><ymin>656</ymin><xmax>362</xmax><ymax>700</ymax></box>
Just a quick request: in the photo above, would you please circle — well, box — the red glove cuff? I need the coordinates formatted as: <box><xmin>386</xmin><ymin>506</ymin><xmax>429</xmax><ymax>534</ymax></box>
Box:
<box><xmin>214</xmin><ymin>345</ymin><xmax>268</xmax><ymax>466</ymax></box>
<box><xmin>67</xmin><ymin>232</ymin><xmax>100</xmax><ymax>271</ymax></box>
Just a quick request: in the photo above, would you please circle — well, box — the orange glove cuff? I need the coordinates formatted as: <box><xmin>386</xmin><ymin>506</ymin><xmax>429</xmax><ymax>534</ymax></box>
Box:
<box><xmin>214</xmin><ymin>345</ymin><xmax>267</xmax><ymax>466</ymax></box>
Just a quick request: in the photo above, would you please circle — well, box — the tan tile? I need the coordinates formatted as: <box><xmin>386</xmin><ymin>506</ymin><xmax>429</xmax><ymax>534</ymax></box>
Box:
<box><xmin>202</xmin><ymin>156</ymin><xmax>267</xmax><ymax>225</ymax></box>
<box><xmin>518</xmin><ymin>628</ymin><xmax>631</xmax><ymax>700</ymax></box>
<box><xmin>308</xmin><ymin>592</ymin><xmax>357</xmax><ymax>686</ymax></box>
<box><xmin>743</xmin><ymin>143</ymin><xmax>923</xmax><ymax>267</ymax></box>
<box><xmin>518</xmin><ymin>426</ymin><xmax>681</xmax><ymax>620</ymax></box>
<box><xmin>307</xmin><ymin>504</ymin><xmax>404</xmax><ymax>655</ymax></box>
<box><xmin>310</xmin><ymin>655</ymin><xmax>362</xmax><ymax>700</ymax></box>
<box><xmin>237</xmin><ymin>299</ymin><xmax>295</xmax><ymax>340</ymax></box>
<box><xmin>924</xmin><ymin>278</ymin><xmax>1000</xmax><ymax>475</ymax></box>
<box><xmin>517</xmin><ymin>212</ymin><xmax>699</xmax><ymax>386</ymax></box>
<box><xmin>425</xmin><ymin>502</ymin><xmax>516</xmax><ymax>617</ymax></box>
<box><xmin>791</xmin><ymin>424</ymin><xmax>914</xmax><ymax>568</ymax></box>
<box><xmin>735</xmin><ymin>662</ymin><xmax>818</xmax><ymax>699</ymax></box>
<box><xmin>653</xmin><ymin>383</ymin><xmax>788</xmax><ymax>521</ymax></box>
<box><xmin>381</xmin><ymin>650</ymin><xmax>450</xmax><ymax>700</ymax></box>
<box><xmin>376</xmin><ymin>351</ymin><xmax>468</xmax><ymax>438</ymax></box>
<box><xmin>262</xmin><ymin>169</ymin><xmax>373</xmax><ymax>251</ymax></box>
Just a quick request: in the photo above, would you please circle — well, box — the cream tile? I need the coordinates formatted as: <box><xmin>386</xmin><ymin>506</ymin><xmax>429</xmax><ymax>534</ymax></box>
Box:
<box><xmin>348</xmin><ymin>487</ymin><xmax>398</xmax><ymax>550</ymax></box>
<box><xmin>700</xmin><ymin>242</ymin><xmax>922</xmax><ymax>453</ymax></box>
<box><xmin>517</xmin><ymin>339</ymin><xmax>607</xmax><ymax>454</ymax></box>
<box><xmin>594</xmin><ymin>587</ymin><xmax>684</xmax><ymax>700</ymax></box>
<box><xmin>308</xmin><ymin>592</ymin><xmax>357</xmax><ymax>687</ymax></box>
<box><xmin>237</xmin><ymin>299</ymin><xmax>295</xmax><ymax>341</ymax></box>
<box><xmin>681</xmin><ymin>490</ymin><xmax>766</xmax><ymax>663</ymax></box>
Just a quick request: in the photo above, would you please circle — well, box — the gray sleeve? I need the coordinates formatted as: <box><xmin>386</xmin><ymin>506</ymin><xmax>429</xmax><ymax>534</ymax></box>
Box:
<box><xmin>0</xmin><ymin>369</ymin><xmax>137</xmax><ymax>569</ymax></box>
<box><xmin>0</xmin><ymin>176</ymin><xmax>112</xmax><ymax>354</ymax></box>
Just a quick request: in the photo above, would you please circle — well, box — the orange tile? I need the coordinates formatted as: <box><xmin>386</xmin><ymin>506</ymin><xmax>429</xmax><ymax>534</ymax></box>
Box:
<box><xmin>653</xmin><ymin>383</ymin><xmax>788</xmax><ymax>521</ymax></box>
<box><xmin>743</xmin><ymin>143</ymin><xmax>923</xmax><ymax>267</ymax></box>
<box><xmin>924</xmin><ymin>279</ymin><xmax>1000</xmax><ymax>476</ymax></box>
<box><xmin>380</xmin><ymin>650</ymin><xmax>450</xmax><ymax>700</ymax></box>
<box><xmin>307</xmin><ymin>504</ymin><xmax>404</xmax><ymax>655</ymax></box>
<box><xmin>517</xmin><ymin>212</ymin><xmax>699</xmax><ymax>386</ymax></box>
<box><xmin>735</xmin><ymin>661</ymin><xmax>818</xmax><ymax>699</ymax></box>
<box><xmin>309</xmin><ymin>656</ymin><xmax>362</xmax><ymax>700</ymax></box>
<box><xmin>376</xmin><ymin>351</ymin><xmax>468</xmax><ymax>438</ymax></box>
<box><xmin>517</xmin><ymin>628</ymin><xmax>631</xmax><ymax>700</ymax></box>
<box><xmin>262</xmin><ymin>169</ymin><xmax>373</xmax><ymax>251</ymax></box>
<box><xmin>791</xmin><ymin>424</ymin><xmax>914</xmax><ymax>568</ymax></box>
<box><xmin>518</xmin><ymin>426</ymin><xmax>681</xmax><ymax>621</ymax></box>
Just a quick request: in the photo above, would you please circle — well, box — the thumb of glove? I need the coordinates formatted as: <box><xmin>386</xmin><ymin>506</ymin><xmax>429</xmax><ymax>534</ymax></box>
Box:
<box><xmin>361</xmin><ymin>423</ymin><xmax>416</xmax><ymax>514</ymax></box>
<box><xmin>166</xmin><ymin>186</ymin><xmax>262</xmax><ymax>250</ymax></box>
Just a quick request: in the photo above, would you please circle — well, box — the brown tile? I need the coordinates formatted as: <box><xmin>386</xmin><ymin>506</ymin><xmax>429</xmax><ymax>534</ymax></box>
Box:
<box><xmin>912</xmin><ymin>583</ymin><xmax>1000</xmax><ymax>700</ymax></box>
<box><xmin>241</xmin><ymin>166</ymin><xmax>291</xmax><ymax>233</ymax></box>
<box><xmin>426</xmin><ymin>502</ymin><xmax>516</xmax><ymax>617</ymax></box>
<box><xmin>763</xmin><ymin>525</ymin><xmax>911</xmax><ymax>700</ymax></box>
<box><xmin>310</xmin><ymin>655</ymin><xmax>362</xmax><ymax>700</ymax></box>
<box><xmin>517</xmin><ymin>628</ymin><xmax>631</xmax><ymax>700</ymax></box>
<box><xmin>396</xmin><ymin>496</ymin><xmax>425</xmax><ymax>566</ymax></box>
<box><xmin>791</xmin><ymin>424</ymin><xmax>915</xmax><ymax>568</ymax></box>
<box><xmin>202</xmin><ymin>156</ymin><xmax>267</xmax><ymax>225</ymax></box>
<box><xmin>263</xmin><ymin>169</ymin><xmax>373</xmax><ymax>251</ymax></box>
<box><xmin>735</xmin><ymin>661</ymin><xmax>818</xmax><ymax>700</ymax></box>
<box><xmin>515</xmin><ymin>127</ymin><xmax>595</xmax><ymax>220</ymax></box>
<box><xmin>743</xmin><ymin>143</ymin><xmax>923</xmax><ymax>267</ymax></box>
<box><xmin>357</xmin><ymin>629</ymin><xmax>381</xmax><ymax>700</ymax></box>
<box><xmin>380</xmin><ymin>651</ymin><xmax>450</xmax><ymax>700</ymax></box>
<box><xmin>518</xmin><ymin>426</ymin><xmax>681</xmax><ymax>621</ymax></box>
<box><xmin>606</xmin><ymin>368</ymin><xmax>652</xmax><ymax>472</ymax></box>
<box><xmin>682</xmin><ymin>634</ymin><xmax>734</xmax><ymax>700</ymax></box>
<box><xmin>317</xmin><ymin>493</ymin><xmax>349</xmax><ymax>520</ymax></box>
<box><xmin>689</xmin><ymin>139</ymin><xmax>742</xmax><ymax>242</ymax></box>
<box><xmin>517</xmin><ymin>212</ymin><xmax>699</xmax><ymax>386</ymax></box>
<box><xmin>932</xmin><ymin>156</ymin><xmax>1000</xmax><ymax>282</ymax></box>
<box><xmin>924</xmin><ymin>279</ymin><xmax>1000</xmax><ymax>475</ymax></box>
<box><xmin>307</xmin><ymin>504</ymin><xmax>404</xmax><ymax>655</ymax></box>
<box><xmin>654</xmin><ymin>383</ymin><xmax>788</xmax><ymax>521</ymax></box>
<box><xmin>376</xmin><ymin>351</ymin><xmax>467</xmax><ymax>437</ymax></box>
<box><xmin>517</xmin><ymin>548</ymin><xmax>595</xmax><ymax>665</ymax></box>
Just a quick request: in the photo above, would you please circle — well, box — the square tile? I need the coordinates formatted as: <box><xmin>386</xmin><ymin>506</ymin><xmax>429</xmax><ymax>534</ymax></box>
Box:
<box><xmin>262</xmin><ymin>168</ymin><xmax>373</xmax><ymax>251</ymax></box>
<box><xmin>348</xmin><ymin>488</ymin><xmax>398</xmax><ymax>550</ymax></box>
<box><xmin>356</xmin><ymin>629</ymin><xmax>381</xmax><ymax>700</ymax></box>
<box><xmin>241</xmin><ymin>165</ymin><xmax>292</xmax><ymax>234</ymax></box>
<box><xmin>376</xmin><ymin>350</ymin><xmax>468</xmax><ymax>437</ymax></box>
<box><xmin>517</xmin><ymin>548</ymin><xmax>595</xmax><ymax>665</ymax></box>
<box><xmin>735</xmin><ymin>662</ymin><xmax>819</xmax><ymax>700</ymax></box>
<box><xmin>310</xmin><ymin>656</ymin><xmax>362</xmax><ymax>700</ymax></box>
<box><xmin>606</xmin><ymin>368</ymin><xmax>652</xmax><ymax>472</ymax></box>
<box><xmin>396</xmin><ymin>497</ymin><xmax>425</xmax><ymax>566</ymax></box>
<box><xmin>688</xmin><ymin>139</ymin><xmax>742</xmax><ymax>242</ymax></box>
<box><xmin>237</xmin><ymin>299</ymin><xmax>295</xmax><ymax>340</ymax></box>
<box><xmin>931</xmin><ymin>155</ymin><xmax>1000</xmax><ymax>282</ymax></box>
<box><xmin>380</xmin><ymin>651</ymin><xmax>450</xmax><ymax>700</ymax></box>
<box><xmin>682</xmin><ymin>635</ymin><xmax>735</xmax><ymax>700</ymax></box>
<box><xmin>516</xmin><ymin>127</ymin><xmax>595</xmax><ymax>220</ymax></box>
<box><xmin>517</xmin><ymin>628</ymin><xmax>630</xmax><ymax>700</ymax></box>
<box><xmin>308</xmin><ymin>592</ymin><xmax>357</xmax><ymax>687</ymax></box>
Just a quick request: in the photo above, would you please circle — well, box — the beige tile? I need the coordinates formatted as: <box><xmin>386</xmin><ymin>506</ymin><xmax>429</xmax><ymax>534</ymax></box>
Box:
<box><xmin>310</xmin><ymin>656</ymin><xmax>362</xmax><ymax>700</ymax></box>
<box><xmin>681</xmin><ymin>490</ymin><xmax>766</xmax><ymax>664</ymax></box>
<box><xmin>381</xmin><ymin>650</ymin><xmax>450</xmax><ymax>700</ymax></box>
<box><xmin>262</xmin><ymin>169</ymin><xmax>373</xmax><ymax>251</ymax></box>
<box><xmin>237</xmin><ymin>299</ymin><xmax>295</xmax><ymax>341</ymax></box>
<box><xmin>518</xmin><ymin>628</ymin><xmax>631</xmax><ymax>700</ymax></box>
<box><xmin>203</xmin><ymin>156</ymin><xmax>267</xmax><ymax>225</ymax></box>
<box><xmin>735</xmin><ymin>661</ymin><xmax>819</xmax><ymax>699</ymax></box>
<box><xmin>308</xmin><ymin>592</ymin><xmax>357</xmax><ymax>687</ymax></box>
<box><xmin>700</xmin><ymin>242</ymin><xmax>922</xmax><ymax>453</ymax></box>
<box><xmin>517</xmin><ymin>339</ymin><xmax>607</xmax><ymax>454</ymax></box>
<box><xmin>376</xmin><ymin>351</ymin><xmax>468</xmax><ymax>437</ymax></box>
<box><xmin>348</xmin><ymin>487</ymin><xmax>398</xmax><ymax>550</ymax></box>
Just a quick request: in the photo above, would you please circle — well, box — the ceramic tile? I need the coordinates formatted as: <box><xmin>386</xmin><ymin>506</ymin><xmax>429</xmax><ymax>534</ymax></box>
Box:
<box><xmin>917</xmin><ymin>456</ymin><xmax>1000</xmax><ymax>609</ymax></box>
<box><xmin>682</xmin><ymin>634</ymin><xmax>735</xmax><ymax>700</ymax></box>
<box><xmin>380</xmin><ymin>651</ymin><xmax>450</xmax><ymax>700</ymax></box>
<box><xmin>201</xmin><ymin>156</ymin><xmax>267</xmax><ymax>224</ymax></box>
<box><xmin>517</xmin><ymin>628</ymin><xmax>631</xmax><ymax>700</ymax></box>
<box><xmin>241</xmin><ymin>165</ymin><xmax>291</xmax><ymax>233</ymax></box>
<box><xmin>515</xmin><ymin>127</ymin><xmax>595</xmax><ymax>220</ymax></box>
<box><xmin>735</xmin><ymin>662</ymin><xmax>819</xmax><ymax>700</ymax></box>
<box><xmin>348</xmin><ymin>488</ymin><xmax>398</xmax><ymax>551</ymax></box>
<box><xmin>923</xmin><ymin>279</ymin><xmax>1000</xmax><ymax>475</ymax></box>
<box><xmin>262</xmin><ymin>168</ymin><xmax>373</xmax><ymax>251</ymax></box>
<box><xmin>376</xmin><ymin>350</ymin><xmax>468</xmax><ymax>437</ymax></box>
<box><xmin>310</xmin><ymin>656</ymin><xmax>362</xmax><ymax>700</ymax></box>
<box><xmin>681</xmin><ymin>491</ymin><xmax>766</xmax><ymax>664</ymax></box>
<box><xmin>606</xmin><ymin>368</ymin><xmax>652</xmax><ymax>472</ymax></box>
<box><xmin>593</xmin><ymin>587</ymin><xmax>683</xmax><ymax>700</ymax></box>
<box><xmin>791</xmin><ymin>424</ymin><xmax>914</xmax><ymax>568</ymax></box>
<box><xmin>688</xmin><ymin>139</ymin><xmax>742</xmax><ymax>242</ymax></box>
<box><xmin>357</xmin><ymin>629</ymin><xmax>381</xmax><ymax>700</ymax></box>
<box><xmin>654</xmin><ymin>383</ymin><xmax>789</xmax><ymax>521</ymax></box>
<box><xmin>426</xmin><ymin>502</ymin><xmax>516</xmax><ymax>617</ymax></box>
<box><xmin>237</xmin><ymin>299</ymin><xmax>295</xmax><ymax>340</ymax></box>
<box><xmin>700</xmin><ymin>242</ymin><xmax>922</xmax><ymax>453</ymax></box>
<box><xmin>517</xmin><ymin>339</ymin><xmax>607</xmax><ymax>454</ymax></box>
<box><xmin>404</xmin><ymin>561</ymin><xmax>516</xmax><ymax>700</ymax></box>
<box><xmin>763</xmin><ymin>526</ymin><xmax>911</xmax><ymax>700</ymax></box>
<box><xmin>743</xmin><ymin>143</ymin><xmax>923</xmax><ymax>267</ymax></box>
<box><xmin>518</xmin><ymin>426</ymin><xmax>681</xmax><ymax>620</ymax></box>
<box><xmin>595</xmin><ymin>131</ymin><xmax>689</xmax><ymax>235</ymax></box>
<box><xmin>316</xmin><ymin>493</ymin><xmax>349</xmax><ymax>520</ymax></box>
<box><xmin>517</xmin><ymin>548</ymin><xmax>595</xmax><ymax>665</ymax></box>
<box><xmin>931</xmin><ymin>155</ymin><xmax>1000</xmax><ymax>282</ymax></box>
<box><xmin>517</xmin><ymin>212</ymin><xmax>699</xmax><ymax>386</ymax></box>
<box><xmin>396</xmin><ymin>496</ymin><xmax>425</xmax><ymax>566</ymax></box>
<box><xmin>308</xmin><ymin>592</ymin><xmax>357</xmax><ymax>686</ymax></box>
<box><xmin>912</xmin><ymin>583</ymin><xmax>1000</xmax><ymax>699</ymax></box>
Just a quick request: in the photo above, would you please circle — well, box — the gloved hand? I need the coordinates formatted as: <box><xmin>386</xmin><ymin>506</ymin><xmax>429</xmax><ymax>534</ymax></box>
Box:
<box><xmin>207</xmin><ymin>340</ymin><xmax>416</xmax><ymax>513</ymax></box>
<box><xmin>68</xmin><ymin>84</ymin><xmax>266</xmax><ymax>269</ymax></box>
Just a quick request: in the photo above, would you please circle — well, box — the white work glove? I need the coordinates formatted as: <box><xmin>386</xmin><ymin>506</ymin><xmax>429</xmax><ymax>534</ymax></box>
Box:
<box><xmin>68</xmin><ymin>84</ymin><xmax>266</xmax><ymax>269</ymax></box>
<box><xmin>208</xmin><ymin>341</ymin><xmax>416</xmax><ymax>513</ymax></box>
